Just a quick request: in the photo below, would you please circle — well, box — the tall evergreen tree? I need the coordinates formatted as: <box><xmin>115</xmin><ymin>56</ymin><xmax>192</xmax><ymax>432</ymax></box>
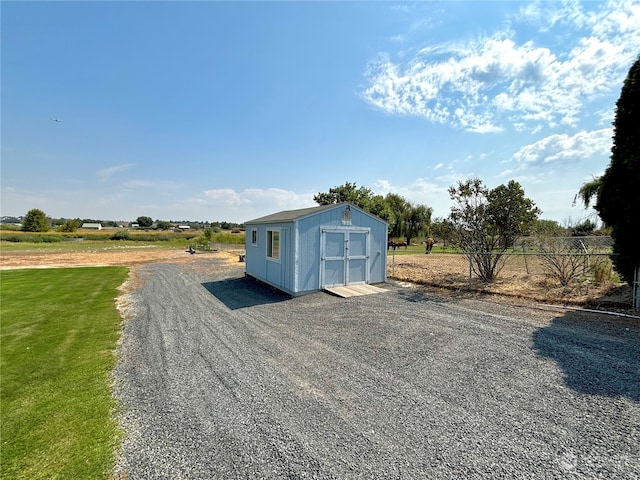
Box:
<box><xmin>595</xmin><ymin>55</ymin><xmax>640</xmax><ymax>285</ymax></box>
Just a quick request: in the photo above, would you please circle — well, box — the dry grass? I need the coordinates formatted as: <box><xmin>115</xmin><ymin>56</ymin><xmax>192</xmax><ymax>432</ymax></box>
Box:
<box><xmin>388</xmin><ymin>253</ymin><xmax>633</xmax><ymax>312</ymax></box>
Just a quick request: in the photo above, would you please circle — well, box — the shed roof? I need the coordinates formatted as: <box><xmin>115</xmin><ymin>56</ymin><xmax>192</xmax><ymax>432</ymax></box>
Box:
<box><xmin>245</xmin><ymin>202</ymin><xmax>387</xmax><ymax>225</ymax></box>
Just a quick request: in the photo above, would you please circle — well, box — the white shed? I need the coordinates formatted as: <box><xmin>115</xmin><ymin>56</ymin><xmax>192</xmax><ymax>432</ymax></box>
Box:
<box><xmin>244</xmin><ymin>203</ymin><xmax>388</xmax><ymax>296</ymax></box>
<box><xmin>81</xmin><ymin>223</ymin><xmax>102</xmax><ymax>230</ymax></box>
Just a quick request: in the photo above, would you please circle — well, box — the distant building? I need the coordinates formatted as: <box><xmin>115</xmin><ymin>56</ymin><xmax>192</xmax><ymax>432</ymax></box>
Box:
<box><xmin>178</xmin><ymin>225</ymin><xmax>191</xmax><ymax>230</ymax></box>
<box><xmin>81</xmin><ymin>223</ymin><xmax>102</xmax><ymax>230</ymax></box>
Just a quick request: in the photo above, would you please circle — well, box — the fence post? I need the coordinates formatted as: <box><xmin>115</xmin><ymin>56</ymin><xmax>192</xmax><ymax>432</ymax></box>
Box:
<box><xmin>392</xmin><ymin>248</ymin><xmax>396</xmax><ymax>277</ymax></box>
<box><xmin>634</xmin><ymin>265</ymin><xmax>640</xmax><ymax>311</ymax></box>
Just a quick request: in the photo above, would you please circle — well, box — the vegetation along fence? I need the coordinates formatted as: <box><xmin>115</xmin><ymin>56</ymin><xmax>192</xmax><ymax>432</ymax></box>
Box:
<box><xmin>388</xmin><ymin>236</ymin><xmax>635</xmax><ymax>309</ymax></box>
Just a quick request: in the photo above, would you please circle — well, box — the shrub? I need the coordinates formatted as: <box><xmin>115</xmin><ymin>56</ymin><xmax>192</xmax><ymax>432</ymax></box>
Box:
<box><xmin>2</xmin><ymin>235</ymin><xmax>22</xmax><ymax>243</ymax></box>
<box><xmin>590</xmin><ymin>256</ymin><xmax>617</xmax><ymax>285</ymax></box>
<box><xmin>110</xmin><ymin>230</ymin><xmax>131</xmax><ymax>241</ymax></box>
<box><xmin>536</xmin><ymin>236</ymin><xmax>588</xmax><ymax>287</ymax></box>
<box><xmin>40</xmin><ymin>235</ymin><xmax>63</xmax><ymax>243</ymax></box>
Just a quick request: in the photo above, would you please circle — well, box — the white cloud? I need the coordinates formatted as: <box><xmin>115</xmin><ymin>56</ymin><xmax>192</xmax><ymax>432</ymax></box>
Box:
<box><xmin>515</xmin><ymin>0</ymin><xmax>590</xmax><ymax>31</ymax></box>
<box><xmin>373</xmin><ymin>178</ymin><xmax>453</xmax><ymax>219</ymax></box>
<box><xmin>511</xmin><ymin>128</ymin><xmax>612</xmax><ymax>168</ymax></box>
<box><xmin>202</xmin><ymin>188</ymin><xmax>251</xmax><ymax>207</ymax></box>
<box><xmin>197</xmin><ymin>187</ymin><xmax>316</xmax><ymax>221</ymax></box>
<box><xmin>362</xmin><ymin>0</ymin><xmax>639</xmax><ymax>132</ymax></box>
<box><xmin>97</xmin><ymin>163</ymin><xmax>135</xmax><ymax>179</ymax></box>
<box><xmin>202</xmin><ymin>187</ymin><xmax>313</xmax><ymax>209</ymax></box>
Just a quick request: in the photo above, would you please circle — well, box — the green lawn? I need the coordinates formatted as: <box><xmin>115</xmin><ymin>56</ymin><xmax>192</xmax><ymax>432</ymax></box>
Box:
<box><xmin>1</xmin><ymin>267</ymin><xmax>129</xmax><ymax>480</ymax></box>
<box><xmin>386</xmin><ymin>244</ymin><xmax>451</xmax><ymax>255</ymax></box>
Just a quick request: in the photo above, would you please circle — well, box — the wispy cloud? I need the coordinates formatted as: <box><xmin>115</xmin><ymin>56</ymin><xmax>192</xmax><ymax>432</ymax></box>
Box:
<box><xmin>97</xmin><ymin>163</ymin><xmax>135</xmax><ymax>179</ymax></box>
<box><xmin>200</xmin><ymin>188</ymin><xmax>315</xmax><ymax>211</ymax></box>
<box><xmin>362</xmin><ymin>0</ymin><xmax>639</xmax><ymax>132</ymax></box>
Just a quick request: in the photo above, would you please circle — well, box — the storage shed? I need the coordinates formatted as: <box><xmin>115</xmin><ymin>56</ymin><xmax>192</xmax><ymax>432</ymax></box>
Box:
<box><xmin>244</xmin><ymin>203</ymin><xmax>388</xmax><ymax>296</ymax></box>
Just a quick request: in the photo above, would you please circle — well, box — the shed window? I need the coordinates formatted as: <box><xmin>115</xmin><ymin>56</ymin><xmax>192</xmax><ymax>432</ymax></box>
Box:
<box><xmin>251</xmin><ymin>229</ymin><xmax>257</xmax><ymax>246</ymax></box>
<box><xmin>267</xmin><ymin>230</ymin><xmax>279</xmax><ymax>260</ymax></box>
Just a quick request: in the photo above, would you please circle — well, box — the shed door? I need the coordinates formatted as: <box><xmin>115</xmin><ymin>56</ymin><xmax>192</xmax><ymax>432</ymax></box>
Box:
<box><xmin>321</xmin><ymin>228</ymin><xmax>370</xmax><ymax>288</ymax></box>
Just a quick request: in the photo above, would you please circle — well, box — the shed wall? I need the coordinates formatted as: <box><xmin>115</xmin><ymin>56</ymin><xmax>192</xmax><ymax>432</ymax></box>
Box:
<box><xmin>245</xmin><ymin>223</ymin><xmax>294</xmax><ymax>294</ymax></box>
<box><xmin>245</xmin><ymin>203</ymin><xmax>387</xmax><ymax>295</ymax></box>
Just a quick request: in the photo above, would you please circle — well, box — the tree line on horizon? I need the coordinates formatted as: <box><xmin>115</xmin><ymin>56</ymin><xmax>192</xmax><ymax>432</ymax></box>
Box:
<box><xmin>3</xmin><ymin>213</ymin><xmax>245</xmax><ymax>233</ymax></box>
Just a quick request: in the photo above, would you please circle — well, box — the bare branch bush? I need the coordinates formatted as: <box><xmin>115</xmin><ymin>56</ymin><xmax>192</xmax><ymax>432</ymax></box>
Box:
<box><xmin>536</xmin><ymin>236</ymin><xmax>587</xmax><ymax>287</ymax></box>
<box><xmin>468</xmin><ymin>252</ymin><xmax>508</xmax><ymax>282</ymax></box>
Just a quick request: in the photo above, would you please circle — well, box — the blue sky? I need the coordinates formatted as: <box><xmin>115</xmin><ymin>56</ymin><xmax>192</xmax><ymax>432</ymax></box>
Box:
<box><xmin>2</xmin><ymin>1</ymin><xmax>638</xmax><ymax>225</ymax></box>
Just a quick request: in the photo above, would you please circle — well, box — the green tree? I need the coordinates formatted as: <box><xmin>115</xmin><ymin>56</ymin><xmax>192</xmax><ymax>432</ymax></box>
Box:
<box><xmin>155</xmin><ymin>220</ymin><xmax>173</xmax><ymax>230</ymax></box>
<box><xmin>135</xmin><ymin>216</ymin><xmax>153</xmax><ymax>228</ymax></box>
<box><xmin>594</xmin><ymin>54</ymin><xmax>640</xmax><ymax>285</ymax></box>
<box><xmin>21</xmin><ymin>209</ymin><xmax>49</xmax><ymax>232</ymax></box>
<box><xmin>448</xmin><ymin>178</ymin><xmax>540</xmax><ymax>281</ymax></box>
<box><xmin>574</xmin><ymin>177</ymin><xmax>602</xmax><ymax>210</ymax></box>
<box><xmin>431</xmin><ymin>217</ymin><xmax>457</xmax><ymax>248</ymax></box>
<box><xmin>486</xmin><ymin>180</ymin><xmax>541</xmax><ymax>249</ymax></box>
<box><xmin>571</xmin><ymin>219</ymin><xmax>597</xmax><ymax>237</ymax></box>
<box><xmin>532</xmin><ymin>219</ymin><xmax>565</xmax><ymax>237</ymax></box>
<box><xmin>314</xmin><ymin>182</ymin><xmax>433</xmax><ymax>243</ymax></box>
<box><xmin>203</xmin><ymin>227</ymin><xmax>214</xmax><ymax>242</ymax></box>
<box><xmin>400</xmin><ymin>203</ymin><xmax>432</xmax><ymax>245</ymax></box>
<box><xmin>383</xmin><ymin>193</ymin><xmax>410</xmax><ymax>239</ymax></box>
<box><xmin>313</xmin><ymin>182</ymin><xmax>375</xmax><ymax>210</ymax></box>
<box><xmin>366</xmin><ymin>194</ymin><xmax>391</xmax><ymax>223</ymax></box>
<box><xmin>57</xmin><ymin>218</ymin><xmax>82</xmax><ymax>232</ymax></box>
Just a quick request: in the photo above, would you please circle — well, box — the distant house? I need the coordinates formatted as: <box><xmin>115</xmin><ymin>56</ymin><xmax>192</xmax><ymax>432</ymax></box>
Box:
<box><xmin>178</xmin><ymin>225</ymin><xmax>191</xmax><ymax>230</ymax></box>
<box><xmin>81</xmin><ymin>223</ymin><xmax>102</xmax><ymax>230</ymax></box>
<box><xmin>244</xmin><ymin>202</ymin><xmax>388</xmax><ymax>296</ymax></box>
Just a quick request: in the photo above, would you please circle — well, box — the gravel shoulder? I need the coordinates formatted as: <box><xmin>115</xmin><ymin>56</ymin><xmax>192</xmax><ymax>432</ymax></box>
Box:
<box><xmin>113</xmin><ymin>254</ymin><xmax>639</xmax><ymax>479</ymax></box>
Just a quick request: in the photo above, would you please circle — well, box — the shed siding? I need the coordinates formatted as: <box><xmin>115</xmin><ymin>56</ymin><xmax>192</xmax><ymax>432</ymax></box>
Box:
<box><xmin>245</xmin><ymin>203</ymin><xmax>387</xmax><ymax>295</ymax></box>
<box><xmin>245</xmin><ymin>223</ymin><xmax>294</xmax><ymax>294</ymax></box>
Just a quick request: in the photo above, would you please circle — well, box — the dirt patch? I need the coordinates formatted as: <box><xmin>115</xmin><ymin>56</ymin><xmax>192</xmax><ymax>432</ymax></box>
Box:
<box><xmin>0</xmin><ymin>247</ymin><xmax>184</xmax><ymax>270</ymax></box>
<box><xmin>0</xmin><ymin>247</ymin><xmax>243</xmax><ymax>271</ymax></box>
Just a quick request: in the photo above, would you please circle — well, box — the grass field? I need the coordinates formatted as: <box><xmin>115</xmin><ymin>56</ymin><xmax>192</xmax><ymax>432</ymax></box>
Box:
<box><xmin>0</xmin><ymin>228</ymin><xmax>245</xmax><ymax>253</ymax></box>
<box><xmin>1</xmin><ymin>267</ymin><xmax>129</xmax><ymax>479</ymax></box>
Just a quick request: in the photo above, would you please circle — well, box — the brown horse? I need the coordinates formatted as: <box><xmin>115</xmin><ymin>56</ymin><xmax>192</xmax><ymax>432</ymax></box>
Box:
<box><xmin>424</xmin><ymin>237</ymin><xmax>435</xmax><ymax>254</ymax></box>
<box><xmin>387</xmin><ymin>240</ymin><xmax>408</xmax><ymax>250</ymax></box>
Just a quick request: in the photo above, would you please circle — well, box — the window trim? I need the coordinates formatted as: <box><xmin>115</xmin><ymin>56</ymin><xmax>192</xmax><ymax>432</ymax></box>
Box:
<box><xmin>266</xmin><ymin>229</ymin><xmax>280</xmax><ymax>261</ymax></box>
<box><xmin>251</xmin><ymin>228</ymin><xmax>258</xmax><ymax>246</ymax></box>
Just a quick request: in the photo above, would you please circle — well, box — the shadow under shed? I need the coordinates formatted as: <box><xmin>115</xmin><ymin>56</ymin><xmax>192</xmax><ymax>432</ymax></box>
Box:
<box><xmin>202</xmin><ymin>276</ymin><xmax>290</xmax><ymax>310</ymax></box>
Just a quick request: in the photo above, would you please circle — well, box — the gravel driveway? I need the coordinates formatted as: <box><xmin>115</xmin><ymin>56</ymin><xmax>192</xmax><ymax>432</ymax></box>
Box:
<box><xmin>113</xmin><ymin>255</ymin><xmax>639</xmax><ymax>479</ymax></box>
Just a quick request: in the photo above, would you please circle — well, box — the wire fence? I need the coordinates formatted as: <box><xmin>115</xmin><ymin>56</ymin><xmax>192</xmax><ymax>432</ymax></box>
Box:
<box><xmin>387</xmin><ymin>242</ymin><xmax>634</xmax><ymax>309</ymax></box>
<box><xmin>389</xmin><ymin>252</ymin><xmax>616</xmax><ymax>284</ymax></box>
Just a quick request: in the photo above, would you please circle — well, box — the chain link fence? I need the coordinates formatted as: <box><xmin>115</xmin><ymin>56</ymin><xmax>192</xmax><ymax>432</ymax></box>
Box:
<box><xmin>388</xmin><ymin>236</ymin><xmax>635</xmax><ymax>309</ymax></box>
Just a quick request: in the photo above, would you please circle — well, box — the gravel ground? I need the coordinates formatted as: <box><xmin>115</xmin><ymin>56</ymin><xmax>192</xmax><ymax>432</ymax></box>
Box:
<box><xmin>113</xmin><ymin>255</ymin><xmax>639</xmax><ymax>479</ymax></box>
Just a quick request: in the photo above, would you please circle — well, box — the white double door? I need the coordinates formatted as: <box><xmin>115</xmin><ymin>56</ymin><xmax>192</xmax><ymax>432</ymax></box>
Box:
<box><xmin>320</xmin><ymin>228</ymin><xmax>369</xmax><ymax>288</ymax></box>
